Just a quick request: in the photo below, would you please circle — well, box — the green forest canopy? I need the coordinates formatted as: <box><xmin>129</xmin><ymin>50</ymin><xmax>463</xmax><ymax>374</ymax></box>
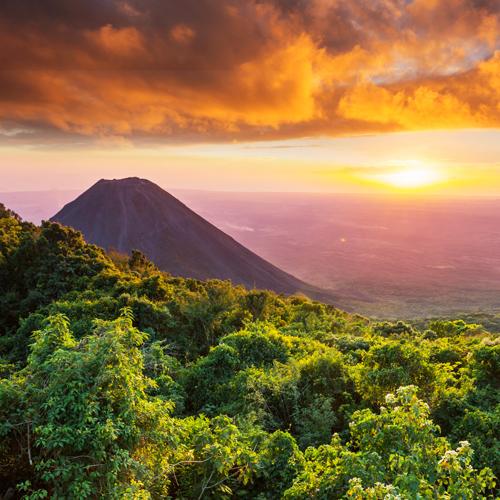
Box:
<box><xmin>1</xmin><ymin>203</ymin><xmax>500</xmax><ymax>499</ymax></box>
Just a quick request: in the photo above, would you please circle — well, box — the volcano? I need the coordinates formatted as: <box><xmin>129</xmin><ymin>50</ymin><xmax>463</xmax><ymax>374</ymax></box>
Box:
<box><xmin>51</xmin><ymin>177</ymin><xmax>365</xmax><ymax>306</ymax></box>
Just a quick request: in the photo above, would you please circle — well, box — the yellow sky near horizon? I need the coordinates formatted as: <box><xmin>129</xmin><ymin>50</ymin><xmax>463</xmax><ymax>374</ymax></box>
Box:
<box><xmin>2</xmin><ymin>128</ymin><xmax>500</xmax><ymax>196</ymax></box>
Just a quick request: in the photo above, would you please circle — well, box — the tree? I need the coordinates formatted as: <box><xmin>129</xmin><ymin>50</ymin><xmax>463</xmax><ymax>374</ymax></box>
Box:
<box><xmin>0</xmin><ymin>309</ymin><xmax>176</xmax><ymax>499</ymax></box>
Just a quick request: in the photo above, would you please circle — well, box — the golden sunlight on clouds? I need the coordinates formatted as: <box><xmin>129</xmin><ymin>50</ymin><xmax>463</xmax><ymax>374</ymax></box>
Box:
<box><xmin>337</xmin><ymin>85</ymin><xmax>485</xmax><ymax>130</ymax></box>
<box><xmin>0</xmin><ymin>0</ymin><xmax>498</xmax><ymax>146</ymax></box>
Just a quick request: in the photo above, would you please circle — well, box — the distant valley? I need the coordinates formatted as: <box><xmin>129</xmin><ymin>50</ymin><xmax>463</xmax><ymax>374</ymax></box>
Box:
<box><xmin>2</xmin><ymin>186</ymin><xmax>500</xmax><ymax>317</ymax></box>
<box><xmin>177</xmin><ymin>191</ymin><xmax>500</xmax><ymax>317</ymax></box>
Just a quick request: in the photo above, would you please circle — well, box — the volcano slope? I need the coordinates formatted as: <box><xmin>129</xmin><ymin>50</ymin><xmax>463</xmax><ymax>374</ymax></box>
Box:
<box><xmin>51</xmin><ymin>178</ymin><xmax>367</xmax><ymax>307</ymax></box>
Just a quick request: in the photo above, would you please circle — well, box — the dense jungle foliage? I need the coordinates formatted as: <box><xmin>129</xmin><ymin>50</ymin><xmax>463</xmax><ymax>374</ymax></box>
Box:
<box><xmin>1</xmin><ymin>203</ymin><xmax>500</xmax><ymax>499</ymax></box>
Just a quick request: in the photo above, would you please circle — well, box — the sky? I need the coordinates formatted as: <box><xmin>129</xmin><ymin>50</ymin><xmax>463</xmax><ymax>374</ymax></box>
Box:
<box><xmin>1</xmin><ymin>0</ymin><xmax>500</xmax><ymax>195</ymax></box>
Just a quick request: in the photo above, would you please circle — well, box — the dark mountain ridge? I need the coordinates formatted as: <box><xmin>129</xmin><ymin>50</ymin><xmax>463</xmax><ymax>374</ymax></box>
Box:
<box><xmin>51</xmin><ymin>177</ymin><xmax>369</xmax><ymax>307</ymax></box>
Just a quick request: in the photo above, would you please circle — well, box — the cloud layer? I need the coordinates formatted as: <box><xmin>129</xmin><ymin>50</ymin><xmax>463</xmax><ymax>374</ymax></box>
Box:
<box><xmin>0</xmin><ymin>0</ymin><xmax>499</xmax><ymax>145</ymax></box>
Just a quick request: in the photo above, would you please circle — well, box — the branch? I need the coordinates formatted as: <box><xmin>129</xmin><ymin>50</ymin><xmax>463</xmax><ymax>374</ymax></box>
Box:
<box><xmin>27</xmin><ymin>422</ymin><xmax>32</xmax><ymax>466</ymax></box>
<box><xmin>201</xmin><ymin>466</ymin><xmax>245</xmax><ymax>496</ymax></box>
<box><xmin>197</xmin><ymin>468</ymin><xmax>216</xmax><ymax>500</ymax></box>
<box><xmin>152</xmin><ymin>457</ymin><xmax>212</xmax><ymax>482</ymax></box>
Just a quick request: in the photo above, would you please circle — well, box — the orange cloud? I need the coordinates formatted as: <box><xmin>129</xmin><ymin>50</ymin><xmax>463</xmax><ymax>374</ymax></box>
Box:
<box><xmin>338</xmin><ymin>84</ymin><xmax>485</xmax><ymax>129</ymax></box>
<box><xmin>338</xmin><ymin>50</ymin><xmax>500</xmax><ymax>130</ymax></box>
<box><xmin>0</xmin><ymin>0</ymin><xmax>498</xmax><ymax>145</ymax></box>
<box><xmin>86</xmin><ymin>24</ymin><xmax>145</xmax><ymax>56</ymax></box>
<box><xmin>170</xmin><ymin>24</ymin><xmax>196</xmax><ymax>44</ymax></box>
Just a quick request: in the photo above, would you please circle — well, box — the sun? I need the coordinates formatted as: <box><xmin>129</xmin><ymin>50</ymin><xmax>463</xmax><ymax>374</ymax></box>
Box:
<box><xmin>379</xmin><ymin>168</ymin><xmax>443</xmax><ymax>189</ymax></box>
<box><xmin>349</xmin><ymin>162</ymin><xmax>448</xmax><ymax>191</ymax></box>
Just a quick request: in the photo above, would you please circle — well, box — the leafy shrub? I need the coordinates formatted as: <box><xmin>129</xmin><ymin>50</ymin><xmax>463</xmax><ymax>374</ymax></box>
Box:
<box><xmin>353</xmin><ymin>340</ymin><xmax>448</xmax><ymax>404</ymax></box>
<box><xmin>285</xmin><ymin>386</ymin><xmax>497</xmax><ymax>500</ymax></box>
<box><xmin>372</xmin><ymin>320</ymin><xmax>417</xmax><ymax>338</ymax></box>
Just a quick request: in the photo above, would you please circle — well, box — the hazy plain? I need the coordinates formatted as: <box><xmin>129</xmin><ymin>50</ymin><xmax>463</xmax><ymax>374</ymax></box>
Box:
<box><xmin>3</xmin><ymin>188</ymin><xmax>500</xmax><ymax>317</ymax></box>
<box><xmin>173</xmin><ymin>191</ymin><xmax>500</xmax><ymax>317</ymax></box>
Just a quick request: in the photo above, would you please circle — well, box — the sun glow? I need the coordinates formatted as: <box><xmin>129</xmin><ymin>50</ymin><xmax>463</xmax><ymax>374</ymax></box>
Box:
<box><xmin>379</xmin><ymin>168</ymin><xmax>443</xmax><ymax>189</ymax></box>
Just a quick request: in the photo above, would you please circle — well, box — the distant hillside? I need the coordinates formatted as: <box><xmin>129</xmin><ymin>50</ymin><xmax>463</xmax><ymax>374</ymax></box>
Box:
<box><xmin>51</xmin><ymin>177</ymin><xmax>367</xmax><ymax>307</ymax></box>
<box><xmin>0</xmin><ymin>189</ymin><xmax>82</xmax><ymax>225</ymax></box>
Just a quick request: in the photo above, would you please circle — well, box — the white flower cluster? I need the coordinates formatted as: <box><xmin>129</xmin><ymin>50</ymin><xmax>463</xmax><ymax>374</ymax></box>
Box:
<box><xmin>440</xmin><ymin>449</ymin><xmax>459</xmax><ymax>462</ymax></box>
<box><xmin>385</xmin><ymin>393</ymin><xmax>396</xmax><ymax>404</ymax></box>
<box><xmin>348</xmin><ymin>478</ymin><xmax>409</xmax><ymax>500</ymax></box>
